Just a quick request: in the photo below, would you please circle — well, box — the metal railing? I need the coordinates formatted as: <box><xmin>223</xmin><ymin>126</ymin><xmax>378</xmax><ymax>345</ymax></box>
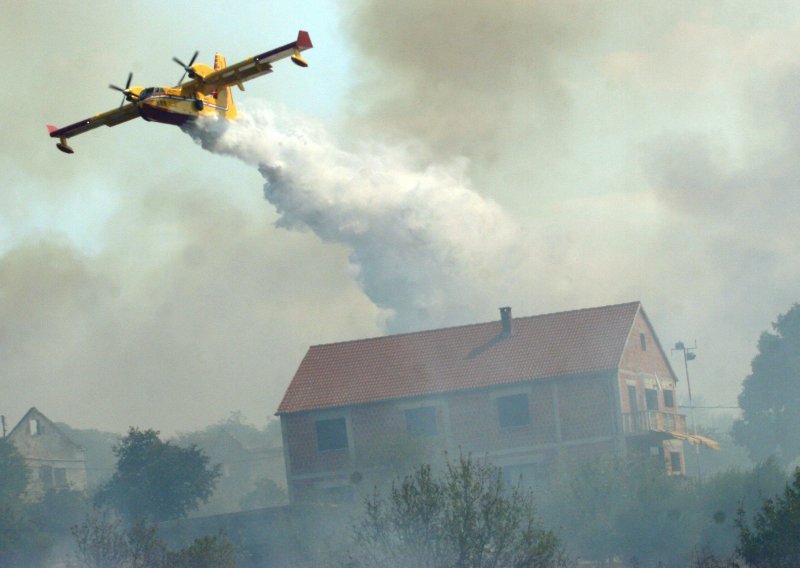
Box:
<box><xmin>622</xmin><ymin>411</ymin><xmax>686</xmax><ymax>435</ymax></box>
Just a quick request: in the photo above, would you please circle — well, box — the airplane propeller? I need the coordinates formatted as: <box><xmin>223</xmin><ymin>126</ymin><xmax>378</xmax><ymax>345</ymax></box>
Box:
<box><xmin>109</xmin><ymin>72</ymin><xmax>135</xmax><ymax>107</ymax></box>
<box><xmin>173</xmin><ymin>51</ymin><xmax>199</xmax><ymax>85</ymax></box>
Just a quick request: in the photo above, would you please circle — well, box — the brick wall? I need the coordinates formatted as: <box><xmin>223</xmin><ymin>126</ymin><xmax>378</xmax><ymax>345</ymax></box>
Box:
<box><xmin>284</xmin><ymin>371</ymin><xmax>621</xmax><ymax>499</ymax></box>
<box><xmin>282</xmin><ymin>413</ymin><xmax>351</xmax><ymax>476</ymax></box>
<box><xmin>558</xmin><ymin>374</ymin><xmax>614</xmax><ymax>440</ymax></box>
<box><xmin>619</xmin><ymin>311</ymin><xmax>675</xmax><ymax>380</ymax></box>
<box><xmin>618</xmin><ymin>310</ymin><xmax>679</xmax><ymax>415</ymax></box>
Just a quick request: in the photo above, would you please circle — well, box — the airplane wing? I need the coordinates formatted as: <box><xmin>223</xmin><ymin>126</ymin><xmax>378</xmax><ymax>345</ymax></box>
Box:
<box><xmin>182</xmin><ymin>30</ymin><xmax>312</xmax><ymax>94</ymax></box>
<box><xmin>47</xmin><ymin>103</ymin><xmax>139</xmax><ymax>153</ymax></box>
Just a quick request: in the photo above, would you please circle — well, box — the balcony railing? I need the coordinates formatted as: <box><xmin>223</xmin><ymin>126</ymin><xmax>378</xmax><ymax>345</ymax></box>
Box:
<box><xmin>622</xmin><ymin>411</ymin><xmax>686</xmax><ymax>436</ymax></box>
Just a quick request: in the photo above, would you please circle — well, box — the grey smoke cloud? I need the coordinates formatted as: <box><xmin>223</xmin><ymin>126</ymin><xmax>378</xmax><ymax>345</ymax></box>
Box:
<box><xmin>0</xmin><ymin>186</ymin><xmax>381</xmax><ymax>433</ymax></box>
<box><xmin>338</xmin><ymin>0</ymin><xmax>800</xmax><ymax>411</ymax></box>
<box><xmin>341</xmin><ymin>0</ymin><xmax>601</xmax><ymax>163</ymax></box>
<box><xmin>1</xmin><ymin>1</ymin><xmax>367</xmax><ymax>434</ymax></box>
<box><xmin>7</xmin><ymin>0</ymin><xmax>800</xmax><ymax>437</ymax></box>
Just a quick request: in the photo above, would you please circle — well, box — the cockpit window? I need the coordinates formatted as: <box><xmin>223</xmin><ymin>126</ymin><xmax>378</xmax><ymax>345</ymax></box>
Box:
<box><xmin>138</xmin><ymin>88</ymin><xmax>164</xmax><ymax>100</ymax></box>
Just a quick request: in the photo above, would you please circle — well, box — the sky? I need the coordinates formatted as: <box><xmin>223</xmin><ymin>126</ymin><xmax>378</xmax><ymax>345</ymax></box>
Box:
<box><xmin>3</xmin><ymin>1</ymin><xmax>800</xmax><ymax>434</ymax></box>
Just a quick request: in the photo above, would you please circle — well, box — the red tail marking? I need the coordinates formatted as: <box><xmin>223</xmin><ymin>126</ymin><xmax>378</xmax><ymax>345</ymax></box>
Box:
<box><xmin>297</xmin><ymin>30</ymin><xmax>312</xmax><ymax>49</ymax></box>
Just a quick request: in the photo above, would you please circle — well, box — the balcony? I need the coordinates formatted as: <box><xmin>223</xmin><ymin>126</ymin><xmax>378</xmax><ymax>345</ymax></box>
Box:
<box><xmin>622</xmin><ymin>411</ymin><xmax>686</xmax><ymax>436</ymax></box>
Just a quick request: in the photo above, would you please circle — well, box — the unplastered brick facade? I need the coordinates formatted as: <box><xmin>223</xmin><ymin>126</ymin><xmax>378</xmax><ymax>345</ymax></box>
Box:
<box><xmin>278</xmin><ymin>302</ymin><xmax>691</xmax><ymax>504</ymax></box>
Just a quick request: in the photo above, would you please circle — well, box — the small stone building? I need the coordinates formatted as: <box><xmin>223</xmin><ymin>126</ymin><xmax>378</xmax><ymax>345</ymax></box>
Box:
<box><xmin>277</xmin><ymin>302</ymin><xmax>706</xmax><ymax>504</ymax></box>
<box><xmin>7</xmin><ymin>407</ymin><xmax>88</xmax><ymax>499</ymax></box>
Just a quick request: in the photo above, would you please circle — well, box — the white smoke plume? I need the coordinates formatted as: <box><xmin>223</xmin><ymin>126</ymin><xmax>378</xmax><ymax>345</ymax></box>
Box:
<box><xmin>188</xmin><ymin>104</ymin><xmax>540</xmax><ymax>333</ymax></box>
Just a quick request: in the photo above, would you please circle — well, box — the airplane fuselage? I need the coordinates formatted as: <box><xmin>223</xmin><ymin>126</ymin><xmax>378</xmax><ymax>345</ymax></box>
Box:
<box><xmin>47</xmin><ymin>31</ymin><xmax>311</xmax><ymax>153</ymax></box>
<box><xmin>133</xmin><ymin>85</ymin><xmax>236</xmax><ymax>126</ymax></box>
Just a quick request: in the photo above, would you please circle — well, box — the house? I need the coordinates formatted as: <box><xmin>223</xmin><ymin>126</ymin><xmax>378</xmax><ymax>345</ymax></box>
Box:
<box><xmin>7</xmin><ymin>407</ymin><xmax>88</xmax><ymax>499</ymax></box>
<box><xmin>277</xmin><ymin>302</ymin><xmax>701</xmax><ymax>504</ymax></box>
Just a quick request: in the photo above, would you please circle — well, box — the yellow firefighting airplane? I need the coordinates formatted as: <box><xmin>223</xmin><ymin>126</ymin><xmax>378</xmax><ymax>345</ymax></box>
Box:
<box><xmin>47</xmin><ymin>31</ymin><xmax>312</xmax><ymax>154</ymax></box>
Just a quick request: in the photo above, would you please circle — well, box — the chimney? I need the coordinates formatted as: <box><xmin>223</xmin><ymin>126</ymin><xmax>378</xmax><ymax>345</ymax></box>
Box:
<box><xmin>500</xmin><ymin>306</ymin><xmax>512</xmax><ymax>337</ymax></box>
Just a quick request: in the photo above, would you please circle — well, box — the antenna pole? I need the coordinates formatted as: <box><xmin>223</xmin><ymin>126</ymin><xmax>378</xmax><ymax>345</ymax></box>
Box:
<box><xmin>673</xmin><ymin>341</ymin><xmax>700</xmax><ymax>479</ymax></box>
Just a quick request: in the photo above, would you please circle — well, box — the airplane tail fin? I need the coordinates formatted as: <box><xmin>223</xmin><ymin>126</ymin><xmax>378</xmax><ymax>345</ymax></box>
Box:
<box><xmin>214</xmin><ymin>53</ymin><xmax>226</xmax><ymax>71</ymax></box>
<box><xmin>213</xmin><ymin>53</ymin><xmax>237</xmax><ymax>119</ymax></box>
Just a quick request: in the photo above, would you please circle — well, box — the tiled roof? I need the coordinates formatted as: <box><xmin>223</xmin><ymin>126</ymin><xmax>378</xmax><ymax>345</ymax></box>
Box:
<box><xmin>277</xmin><ymin>302</ymin><xmax>642</xmax><ymax>414</ymax></box>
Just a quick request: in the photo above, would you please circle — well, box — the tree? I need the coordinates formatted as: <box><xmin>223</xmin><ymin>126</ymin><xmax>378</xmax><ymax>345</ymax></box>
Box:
<box><xmin>0</xmin><ymin>439</ymin><xmax>51</xmax><ymax>566</ymax></box>
<box><xmin>95</xmin><ymin>427</ymin><xmax>221</xmax><ymax>522</ymax></box>
<box><xmin>27</xmin><ymin>487</ymin><xmax>90</xmax><ymax>541</ymax></box>
<box><xmin>72</xmin><ymin>514</ymin><xmax>164</xmax><ymax>568</ymax></box>
<box><xmin>733</xmin><ymin>303</ymin><xmax>800</xmax><ymax>465</ymax></box>
<box><xmin>0</xmin><ymin>438</ymin><xmax>28</xmax><ymax>504</ymax></box>
<box><xmin>693</xmin><ymin>459</ymin><xmax>787</xmax><ymax>559</ymax></box>
<box><xmin>71</xmin><ymin>512</ymin><xmax>236</xmax><ymax>568</ymax></box>
<box><xmin>173</xmin><ymin>412</ymin><xmax>284</xmax><ymax>515</ymax></box>
<box><xmin>540</xmin><ymin>455</ymin><xmax>696</xmax><ymax>566</ymax></box>
<box><xmin>736</xmin><ymin>466</ymin><xmax>800</xmax><ymax>567</ymax></box>
<box><xmin>347</xmin><ymin>453</ymin><xmax>567</xmax><ymax>568</ymax></box>
<box><xmin>167</xmin><ymin>533</ymin><xmax>236</xmax><ymax>568</ymax></box>
<box><xmin>238</xmin><ymin>476</ymin><xmax>287</xmax><ymax>510</ymax></box>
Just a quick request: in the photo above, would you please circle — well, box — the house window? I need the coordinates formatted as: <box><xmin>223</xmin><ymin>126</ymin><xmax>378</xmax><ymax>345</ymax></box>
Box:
<box><xmin>640</xmin><ymin>333</ymin><xmax>647</xmax><ymax>351</ymax></box>
<box><xmin>29</xmin><ymin>419</ymin><xmax>40</xmax><ymax>436</ymax></box>
<box><xmin>663</xmin><ymin>389</ymin><xmax>674</xmax><ymax>408</ymax></box>
<box><xmin>315</xmin><ymin>417</ymin><xmax>348</xmax><ymax>451</ymax></box>
<box><xmin>405</xmin><ymin>406</ymin><xmax>438</xmax><ymax>437</ymax></box>
<box><xmin>645</xmin><ymin>388</ymin><xmax>659</xmax><ymax>411</ymax></box>
<box><xmin>670</xmin><ymin>452</ymin><xmax>682</xmax><ymax>474</ymax></box>
<box><xmin>497</xmin><ymin>394</ymin><xmax>530</xmax><ymax>429</ymax></box>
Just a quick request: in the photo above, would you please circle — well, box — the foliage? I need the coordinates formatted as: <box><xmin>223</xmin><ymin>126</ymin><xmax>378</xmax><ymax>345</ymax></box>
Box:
<box><xmin>166</xmin><ymin>533</ymin><xmax>236</xmax><ymax>568</ymax></box>
<box><xmin>95</xmin><ymin>427</ymin><xmax>221</xmax><ymax>522</ymax></box>
<box><xmin>733</xmin><ymin>303</ymin><xmax>800</xmax><ymax>465</ymax></box>
<box><xmin>0</xmin><ymin>438</ymin><xmax>29</xmax><ymax>504</ymax></box>
<box><xmin>238</xmin><ymin>476</ymin><xmax>287</xmax><ymax>510</ymax></box>
<box><xmin>0</xmin><ymin>504</ymin><xmax>52</xmax><ymax>567</ymax></box>
<box><xmin>71</xmin><ymin>512</ymin><xmax>236</xmax><ymax>568</ymax></box>
<box><xmin>541</xmin><ymin>455</ymin><xmax>696</xmax><ymax>566</ymax></box>
<box><xmin>173</xmin><ymin>412</ymin><xmax>285</xmax><ymax>515</ymax></box>
<box><xmin>694</xmin><ymin>459</ymin><xmax>787</xmax><ymax>558</ymax></box>
<box><xmin>541</xmin><ymin>455</ymin><xmax>790</xmax><ymax>566</ymax></box>
<box><xmin>28</xmin><ymin>488</ymin><xmax>91</xmax><ymax>539</ymax></box>
<box><xmin>72</xmin><ymin>515</ymin><xmax>168</xmax><ymax>568</ymax></box>
<box><xmin>688</xmin><ymin>549</ymin><xmax>744</xmax><ymax>567</ymax></box>
<box><xmin>0</xmin><ymin>440</ymin><xmax>51</xmax><ymax>566</ymax></box>
<box><xmin>347</xmin><ymin>453</ymin><xmax>567</xmax><ymax>568</ymax></box>
<box><xmin>72</xmin><ymin>513</ymin><xmax>133</xmax><ymax>568</ymax></box>
<box><xmin>175</xmin><ymin>412</ymin><xmax>282</xmax><ymax>452</ymax></box>
<box><xmin>736</xmin><ymin>466</ymin><xmax>800</xmax><ymax>567</ymax></box>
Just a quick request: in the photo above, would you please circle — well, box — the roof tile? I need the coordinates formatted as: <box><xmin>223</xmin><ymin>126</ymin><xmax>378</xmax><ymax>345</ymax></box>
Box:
<box><xmin>278</xmin><ymin>302</ymin><xmax>641</xmax><ymax>414</ymax></box>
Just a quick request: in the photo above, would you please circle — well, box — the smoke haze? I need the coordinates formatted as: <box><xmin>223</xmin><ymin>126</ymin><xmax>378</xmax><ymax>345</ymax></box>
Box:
<box><xmin>189</xmin><ymin>107</ymin><xmax>546</xmax><ymax>332</ymax></box>
<box><xmin>6</xmin><ymin>1</ymin><xmax>800</xmax><ymax>435</ymax></box>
